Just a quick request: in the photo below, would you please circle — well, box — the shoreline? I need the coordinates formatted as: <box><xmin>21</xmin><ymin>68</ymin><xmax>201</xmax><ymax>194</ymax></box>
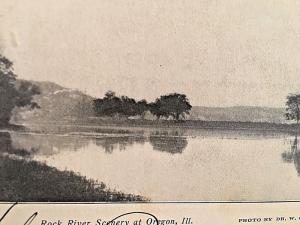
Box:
<box><xmin>14</xmin><ymin>119</ymin><xmax>300</xmax><ymax>134</ymax></box>
<box><xmin>0</xmin><ymin>154</ymin><xmax>146</xmax><ymax>202</ymax></box>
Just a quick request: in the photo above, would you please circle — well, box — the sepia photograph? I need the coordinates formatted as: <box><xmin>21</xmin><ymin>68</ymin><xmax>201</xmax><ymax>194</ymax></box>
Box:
<box><xmin>1</xmin><ymin>0</ymin><xmax>300</xmax><ymax>202</ymax></box>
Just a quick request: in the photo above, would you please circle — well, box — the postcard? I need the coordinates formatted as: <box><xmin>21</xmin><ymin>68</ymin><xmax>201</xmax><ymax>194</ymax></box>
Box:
<box><xmin>1</xmin><ymin>0</ymin><xmax>300</xmax><ymax>224</ymax></box>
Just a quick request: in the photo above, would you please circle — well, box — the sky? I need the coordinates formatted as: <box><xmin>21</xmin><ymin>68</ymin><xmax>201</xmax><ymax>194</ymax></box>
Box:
<box><xmin>1</xmin><ymin>0</ymin><xmax>300</xmax><ymax>107</ymax></box>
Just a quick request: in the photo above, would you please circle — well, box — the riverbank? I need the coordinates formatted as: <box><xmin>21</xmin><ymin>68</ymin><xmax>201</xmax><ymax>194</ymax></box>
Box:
<box><xmin>0</xmin><ymin>155</ymin><xmax>145</xmax><ymax>202</ymax></box>
<box><xmin>20</xmin><ymin>118</ymin><xmax>300</xmax><ymax>133</ymax></box>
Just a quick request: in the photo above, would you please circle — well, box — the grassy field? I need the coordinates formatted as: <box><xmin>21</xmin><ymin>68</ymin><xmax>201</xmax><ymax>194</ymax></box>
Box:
<box><xmin>0</xmin><ymin>155</ymin><xmax>145</xmax><ymax>202</ymax></box>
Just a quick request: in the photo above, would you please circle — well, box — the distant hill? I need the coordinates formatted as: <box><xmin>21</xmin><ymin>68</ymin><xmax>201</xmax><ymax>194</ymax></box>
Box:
<box><xmin>12</xmin><ymin>80</ymin><xmax>287</xmax><ymax>124</ymax></box>
<box><xmin>12</xmin><ymin>81</ymin><xmax>95</xmax><ymax>124</ymax></box>
<box><xmin>189</xmin><ymin>106</ymin><xmax>286</xmax><ymax>123</ymax></box>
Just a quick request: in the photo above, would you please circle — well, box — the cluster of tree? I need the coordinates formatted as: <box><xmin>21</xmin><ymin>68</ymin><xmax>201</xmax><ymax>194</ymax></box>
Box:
<box><xmin>93</xmin><ymin>91</ymin><xmax>148</xmax><ymax>118</ymax></box>
<box><xmin>286</xmin><ymin>94</ymin><xmax>300</xmax><ymax>124</ymax></box>
<box><xmin>0</xmin><ymin>55</ymin><xmax>40</xmax><ymax>126</ymax></box>
<box><xmin>93</xmin><ymin>91</ymin><xmax>192</xmax><ymax>120</ymax></box>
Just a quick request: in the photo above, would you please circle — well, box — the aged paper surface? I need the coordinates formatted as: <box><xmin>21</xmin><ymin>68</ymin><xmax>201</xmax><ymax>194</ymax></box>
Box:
<box><xmin>1</xmin><ymin>0</ymin><xmax>300</xmax><ymax>224</ymax></box>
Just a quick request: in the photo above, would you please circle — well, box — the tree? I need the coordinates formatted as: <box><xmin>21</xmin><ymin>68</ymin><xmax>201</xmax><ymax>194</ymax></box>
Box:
<box><xmin>149</xmin><ymin>102</ymin><xmax>165</xmax><ymax>119</ymax></box>
<box><xmin>152</xmin><ymin>93</ymin><xmax>192</xmax><ymax>120</ymax></box>
<box><xmin>93</xmin><ymin>92</ymin><xmax>150</xmax><ymax>118</ymax></box>
<box><xmin>285</xmin><ymin>94</ymin><xmax>300</xmax><ymax>124</ymax></box>
<box><xmin>93</xmin><ymin>91</ymin><xmax>192</xmax><ymax>120</ymax></box>
<box><xmin>15</xmin><ymin>80</ymin><xmax>41</xmax><ymax>108</ymax></box>
<box><xmin>93</xmin><ymin>91</ymin><xmax>122</xmax><ymax>117</ymax></box>
<box><xmin>120</xmin><ymin>95</ymin><xmax>137</xmax><ymax>117</ymax></box>
<box><xmin>135</xmin><ymin>99</ymin><xmax>149</xmax><ymax>118</ymax></box>
<box><xmin>0</xmin><ymin>55</ymin><xmax>40</xmax><ymax>126</ymax></box>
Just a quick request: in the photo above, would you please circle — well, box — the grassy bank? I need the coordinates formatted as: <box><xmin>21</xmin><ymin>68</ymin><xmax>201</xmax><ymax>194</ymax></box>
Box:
<box><xmin>0</xmin><ymin>155</ymin><xmax>145</xmax><ymax>202</ymax></box>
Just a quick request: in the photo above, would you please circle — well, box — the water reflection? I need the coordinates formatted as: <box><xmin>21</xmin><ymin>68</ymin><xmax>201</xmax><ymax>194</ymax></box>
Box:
<box><xmin>0</xmin><ymin>132</ymin><xmax>36</xmax><ymax>157</ymax></box>
<box><xmin>93</xmin><ymin>132</ymin><xmax>188</xmax><ymax>154</ymax></box>
<box><xmin>151</xmin><ymin>130</ymin><xmax>185</xmax><ymax>137</ymax></box>
<box><xmin>149</xmin><ymin>130</ymin><xmax>188</xmax><ymax>154</ymax></box>
<box><xmin>10</xmin><ymin>132</ymin><xmax>90</xmax><ymax>156</ymax></box>
<box><xmin>0</xmin><ymin>131</ymin><xmax>143</xmax><ymax>201</ymax></box>
<box><xmin>95</xmin><ymin>136</ymin><xmax>146</xmax><ymax>153</ymax></box>
<box><xmin>5</xmin><ymin>128</ymin><xmax>300</xmax><ymax>201</ymax></box>
<box><xmin>149</xmin><ymin>136</ymin><xmax>188</xmax><ymax>154</ymax></box>
<box><xmin>5</xmin><ymin>130</ymin><xmax>189</xmax><ymax>156</ymax></box>
<box><xmin>282</xmin><ymin>135</ymin><xmax>300</xmax><ymax>176</ymax></box>
<box><xmin>0</xmin><ymin>132</ymin><xmax>11</xmax><ymax>151</ymax></box>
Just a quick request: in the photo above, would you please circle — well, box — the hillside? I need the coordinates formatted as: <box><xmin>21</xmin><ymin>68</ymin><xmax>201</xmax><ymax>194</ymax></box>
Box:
<box><xmin>12</xmin><ymin>81</ymin><xmax>95</xmax><ymax>124</ymax></box>
<box><xmin>12</xmin><ymin>80</ymin><xmax>287</xmax><ymax>124</ymax></box>
<box><xmin>189</xmin><ymin>106</ymin><xmax>286</xmax><ymax>123</ymax></box>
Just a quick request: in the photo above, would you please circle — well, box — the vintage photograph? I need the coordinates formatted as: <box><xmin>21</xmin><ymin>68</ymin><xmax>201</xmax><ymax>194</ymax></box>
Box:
<box><xmin>1</xmin><ymin>0</ymin><xmax>300</xmax><ymax>202</ymax></box>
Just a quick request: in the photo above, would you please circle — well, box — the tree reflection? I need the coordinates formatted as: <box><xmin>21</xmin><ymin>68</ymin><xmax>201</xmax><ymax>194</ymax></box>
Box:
<box><xmin>282</xmin><ymin>135</ymin><xmax>300</xmax><ymax>176</ymax></box>
<box><xmin>0</xmin><ymin>132</ymin><xmax>37</xmax><ymax>157</ymax></box>
<box><xmin>95</xmin><ymin>136</ymin><xmax>146</xmax><ymax>153</ymax></box>
<box><xmin>0</xmin><ymin>132</ymin><xmax>94</xmax><ymax>157</ymax></box>
<box><xmin>149</xmin><ymin>133</ymin><xmax>188</xmax><ymax>154</ymax></box>
<box><xmin>0</xmin><ymin>132</ymin><xmax>12</xmax><ymax>151</ymax></box>
<box><xmin>10</xmin><ymin>133</ymin><xmax>91</xmax><ymax>156</ymax></box>
<box><xmin>151</xmin><ymin>129</ymin><xmax>185</xmax><ymax>137</ymax></box>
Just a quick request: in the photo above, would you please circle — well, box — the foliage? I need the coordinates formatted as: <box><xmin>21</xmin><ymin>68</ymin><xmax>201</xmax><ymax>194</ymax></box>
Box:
<box><xmin>149</xmin><ymin>102</ymin><xmax>165</xmax><ymax>119</ymax></box>
<box><xmin>0</xmin><ymin>55</ymin><xmax>40</xmax><ymax>126</ymax></box>
<box><xmin>285</xmin><ymin>94</ymin><xmax>300</xmax><ymax>124</ymax></box>
<box><xmin>93</xmin><ymin>91</ymin><xmax>150</xmax><ymax>118</ymax></box>
<box><xmin>136</xmin><ymin>99</ymin><xmax>149</xmax><ymax>118</ymax></box>
<box><xmin>152</xmin><ymin>93</ymin><xmax>192</xmax><ymax>120</ymax></box>
<box><xmin>93</xmin><ymin>91</ymin><xmax>192</xmax><ymax>121</ymax></box>
<box><xmin>94</xmin><ymin>91</ymin><xmax>122</xmax><ymax>117</ymax></box>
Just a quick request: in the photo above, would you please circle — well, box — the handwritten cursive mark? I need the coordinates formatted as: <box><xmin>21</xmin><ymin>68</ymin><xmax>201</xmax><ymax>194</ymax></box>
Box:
<box><xmin>0</xmin><ymin>202</ymin><xmax>18</xmax><ymax>223</ymax></box>
<box><xmin>24</xmin><ymin>212</ymin><xmax>38</xmax><ymax>225</ymax></box>
<box><xmin>0</xmin><ymin>202</ymin><xmax>38</xmax><ymax>225</ymax></box>
<box><xmin>107</xmin><ymin>211</ymin><xmax>159</xmax><ymax>225</ymax></box>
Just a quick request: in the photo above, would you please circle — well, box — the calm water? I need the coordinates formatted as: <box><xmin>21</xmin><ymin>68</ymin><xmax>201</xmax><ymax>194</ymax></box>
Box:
<box><xmin>2</xmin><ymin>127</ymin><xmax>300</xmax><ymax>201</ymax></box>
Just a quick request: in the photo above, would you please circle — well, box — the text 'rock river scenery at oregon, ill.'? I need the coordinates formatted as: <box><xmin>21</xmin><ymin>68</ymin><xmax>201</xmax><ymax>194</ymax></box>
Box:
<box><xmin>2</xmin><ymin>0</ymin><xmax>300</xmax><ymax>202</ymax></box>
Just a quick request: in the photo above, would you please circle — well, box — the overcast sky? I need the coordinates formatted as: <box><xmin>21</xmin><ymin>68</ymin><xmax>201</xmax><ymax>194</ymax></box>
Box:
<box><xmin>1</xmin><ymin>0</ymin><xmax>300</xmax><ymax>107</ymax></box>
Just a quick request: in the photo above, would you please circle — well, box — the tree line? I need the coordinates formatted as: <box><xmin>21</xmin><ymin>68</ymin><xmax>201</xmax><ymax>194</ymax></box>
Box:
<box><xmin>93</xmin><ymin>91</ymin><xmax>192</xmax><ymax>120</ymax></box>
